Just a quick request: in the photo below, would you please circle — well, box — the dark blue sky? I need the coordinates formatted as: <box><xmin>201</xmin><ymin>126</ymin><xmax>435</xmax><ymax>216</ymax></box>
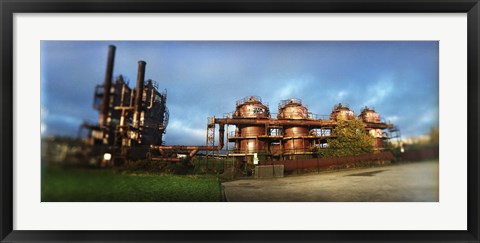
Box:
<box><xmin>41</xmin><ymin>41</ymin><xmax>438</xmax><ymax>145</ymax></box>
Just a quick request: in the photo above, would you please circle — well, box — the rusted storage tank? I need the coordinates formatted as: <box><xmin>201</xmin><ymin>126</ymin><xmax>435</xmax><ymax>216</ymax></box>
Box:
<box><xmin>368</xmin><ymin>129</ymin><xmax>384</xmax><ymax>148</ymax></box>
<box><xmin>359</xmin><ymin>106</ymin><xmax>381</xmax><ymax>123</ymax></box>
<box><xmin>277</xmin><ymin>98</ymin><xmax>308</xmax><ymax>119</ymax></box>
<box><xmin>360</xmin><ymin>107</ymin><xmax>384</xmax><ymax>148</ymax></box>
<box><xmin>278</xmin><ymin>98</ymin><xmax>310</xmax><ymax>156</ymax></box>
<box><xmin>330</xmin><ymin>103</ymin><xmax>355</xmax><ymax>121</ymax></box>
<box><xmin>233</xmin><ymin>96</ymin><xmax>270</xmax><ymax>118</ymax></box>
<box><xmin>234</xmin><ymin>96</ymin><xmax>269</xmax><ymax>156</ymax></box>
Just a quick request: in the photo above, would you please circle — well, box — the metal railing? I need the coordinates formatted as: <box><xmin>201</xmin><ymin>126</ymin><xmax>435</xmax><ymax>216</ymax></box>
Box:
<box><xmin>235</xmin><ymin>96</ymin><xmax>263</xmax><ymax>106</ymax></box>
<box><xmin>278</xmin><ymin>98</ymin><xmax>303</xmax><ymax>108</ymax></box>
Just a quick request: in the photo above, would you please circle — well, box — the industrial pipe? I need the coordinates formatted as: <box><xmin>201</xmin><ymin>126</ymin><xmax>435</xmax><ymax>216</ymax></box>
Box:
<box><xmin>188</xmin><ymin>149</ymin><xmax>199</xmax><ymax>158</ymax></box>
<box><xmin>99</xmin><ymin>45</ymin><xmax>116</xmax><ymax>128</ymax></box>
<box><xmin>151</xmin><ymin>124</ymin><xmax>225</xmax><ymax>153</ymax></box>
<box><xmin>147</xmin><ymin>80</ymin><xmax>155</xmax><ymax>109</ymax></box>
<box><xmin>133</xmin><ymin>61</ymin><xmax>146</xmax><ymax>128</ymax></box>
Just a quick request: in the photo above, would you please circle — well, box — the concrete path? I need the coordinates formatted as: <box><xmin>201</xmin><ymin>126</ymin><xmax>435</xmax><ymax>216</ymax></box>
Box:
<box><xmin>222</xmin><ymin>161</ymin><xmax>439</xmax><ymax>202</ymax></box>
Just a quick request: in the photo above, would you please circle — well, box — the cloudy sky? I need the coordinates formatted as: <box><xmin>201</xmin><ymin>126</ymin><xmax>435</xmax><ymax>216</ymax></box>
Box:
<box><xmin>41</xmin><ymin>41</ymin><xmax>438</xmax><ymax>145</ymax></box>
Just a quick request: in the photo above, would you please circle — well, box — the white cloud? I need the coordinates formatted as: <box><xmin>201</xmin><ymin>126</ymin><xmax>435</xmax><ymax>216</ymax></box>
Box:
<box><xmin>419</xmin><ymin>109</ymin><xmax>438</xmax><ymax>124</ymax></box>
<box><xmin>266</xmin><ymin>76</ymin><xmax>314</xmax><ymax>104</ymax></box>
<box><xmin>336</xmin><ymin>90</ymin><xmax>347</xmax><ymax>101</ymax></box>
<box><xmin>364</xmin><ymin>78</ymin><xmax>394</xmax><ymax>106</ymax></box>
<box><xmin>41</xmin><ymin>122</ymin><xmax>47</xmax><ymax>135</ymax></box>
<box><xmin>165</xmin><ymin>119</ymin><xmax>206</xmax><ymax>145</ymax></box>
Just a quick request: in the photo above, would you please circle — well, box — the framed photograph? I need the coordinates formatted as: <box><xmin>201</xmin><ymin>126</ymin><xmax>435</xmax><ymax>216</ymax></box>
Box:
<box><xmin>1</xmin><ymin>0</ymin><xmax>479</xmax><ymax>242</ymax></box>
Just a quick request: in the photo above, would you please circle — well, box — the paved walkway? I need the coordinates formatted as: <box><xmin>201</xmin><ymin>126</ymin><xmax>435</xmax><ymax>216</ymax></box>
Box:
<box><xmin>222</xmin><ymin>161</ymin><xmax>439</xmax><ymax>202</ymax></box>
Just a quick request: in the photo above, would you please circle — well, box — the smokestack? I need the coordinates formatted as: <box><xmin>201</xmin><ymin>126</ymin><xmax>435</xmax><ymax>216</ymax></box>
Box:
<box><xmin>133</xmin><ymin>60</ymin><xmax>146</xmax><ymax>128</ymax></box>
<box><xmin>99</xmin><ymin>45</ymin><xmax>116</xmax><ymax>128</ymax></box>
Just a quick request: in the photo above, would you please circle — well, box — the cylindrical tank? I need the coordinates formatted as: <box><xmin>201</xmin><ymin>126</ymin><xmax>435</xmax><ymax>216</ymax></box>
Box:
<box><xmin>233</xmin><ymin>96</ymin><xmax>269</xmax><ymax>118</ymax></box>
<box><xmin>369</xmin><ymin>129</ymin><xmax>384</xmax><ymax>148</ymax></box>
<box><xmin>359</xmin><ymin>106</ymin><xmax>381</xmax><ymax>123</ymax></box>
<box><xmin>239</xmin><ymin>126</ymin><xmax>266</xmax><ymax>154</ymax></box>
<box><xmin>330</xmin><ymin>103</ymin><xmax>354</xmax><ymax>121</ymax></box>
<box><xmin>234</xmin><ymin>96</ymin><xmax>269</xmax><ymax>157</ymax></box>
<box><xmin>277</xmin><ymin>98</ymin><xmax>308</xmax><ymax>119</ymax></box>
<box><xmin>283</xmin><ymin>126</ymin><xmax>310</xmax><ymax>155</ymax></box>
<box><xmin>360</xmin><ymin>107</ymin><xmax>384</xmax><ymax>148</ymax></box>
<box><xmin>278</xmin><ymin>98</ymin><xmax>310</xmax><ymax>155</ymax></box>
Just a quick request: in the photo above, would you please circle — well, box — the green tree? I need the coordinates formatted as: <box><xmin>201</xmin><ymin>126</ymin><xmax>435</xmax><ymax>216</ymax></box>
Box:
<box><xmin>318</xmin><ymin>118</ymin><xmax>374</xmax><ymax>157</ymax></box>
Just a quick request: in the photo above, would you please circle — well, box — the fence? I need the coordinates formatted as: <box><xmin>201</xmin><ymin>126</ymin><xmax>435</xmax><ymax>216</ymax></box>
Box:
<box><xmin>400</xmin><ymin>147</ymin><xmax>439</xmax><ymax>162</ymax></box>
<box><xmin>258</xmin><ymin>150</ymin><xmax>395</xmax><ymax>172</ymax></box>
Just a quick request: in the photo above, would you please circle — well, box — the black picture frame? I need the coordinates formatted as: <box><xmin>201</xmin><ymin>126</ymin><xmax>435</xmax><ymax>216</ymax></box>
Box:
<box><xmin>1</xmin><ymin>0</ymin><xmax>479</xmax><ymax>242</ymax></box>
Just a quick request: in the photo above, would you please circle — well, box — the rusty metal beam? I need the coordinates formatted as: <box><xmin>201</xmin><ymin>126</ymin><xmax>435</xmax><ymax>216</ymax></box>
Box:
<box><xmin>214</xmin><ymin>118</ymin><xmax>393</xmax><ymax>129</ymax></box>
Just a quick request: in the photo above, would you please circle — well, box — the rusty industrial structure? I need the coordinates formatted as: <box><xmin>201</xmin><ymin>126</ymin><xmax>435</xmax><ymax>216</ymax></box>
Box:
<box><xmin>81</xmin><ymin>45</ymin><xmax>169</xmax><ymax>165</ymax></box>
<box><xmin>185</xmin><ymin>96</ymin><xmax>399</xmax><ymax>166</ymax></box>
<box><xmin>82</xmin><ymin>45</ymin><xmax>399</xmax><ymax>167</ymax></box>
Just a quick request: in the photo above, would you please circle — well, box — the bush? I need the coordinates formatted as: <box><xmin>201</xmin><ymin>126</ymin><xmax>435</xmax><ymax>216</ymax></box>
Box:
<box><xmin>318</xmin><ymin>118</ymin><xmax>374</xmax><ymax>157</ymax></box>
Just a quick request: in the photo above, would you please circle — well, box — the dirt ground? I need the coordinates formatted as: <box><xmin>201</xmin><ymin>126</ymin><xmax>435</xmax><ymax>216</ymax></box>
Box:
<box><xmin>222</xmin><ymin>160</ymin><xmax>439</xmax><ymax>202</ymax></box>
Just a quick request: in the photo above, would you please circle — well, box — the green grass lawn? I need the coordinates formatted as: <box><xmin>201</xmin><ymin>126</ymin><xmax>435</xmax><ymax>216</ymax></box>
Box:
<box><xmin>41</xmin><ymin>166</ymin><xmax>222</xmax><ymax>202</ymax></box>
